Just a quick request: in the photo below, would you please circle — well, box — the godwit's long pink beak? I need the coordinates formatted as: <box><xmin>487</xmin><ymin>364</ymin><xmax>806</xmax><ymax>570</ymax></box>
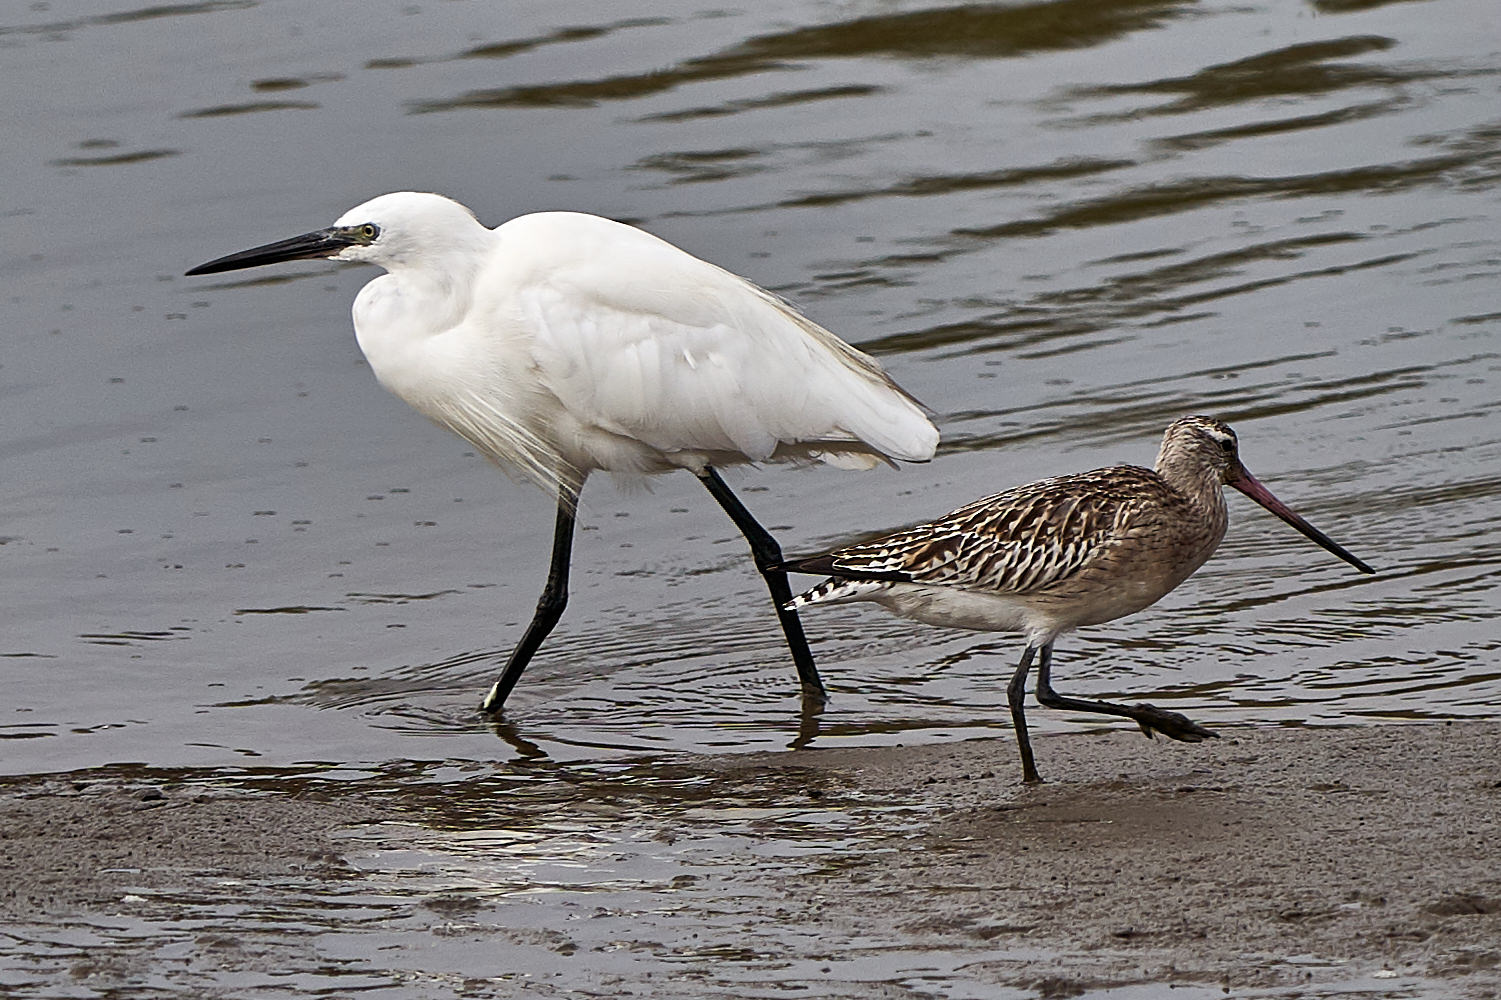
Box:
<box><xmin>1229</xmin><ymin>465</ymin><xmax>1375</xmax><ymax>574</ymax></box>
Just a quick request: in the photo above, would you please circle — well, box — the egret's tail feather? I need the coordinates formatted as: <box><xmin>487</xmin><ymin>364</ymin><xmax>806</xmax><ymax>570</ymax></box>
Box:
<box><xmin>785</xmin><ymin>577</ymin><xmax>891</xmax><ymax>611</ymax></box>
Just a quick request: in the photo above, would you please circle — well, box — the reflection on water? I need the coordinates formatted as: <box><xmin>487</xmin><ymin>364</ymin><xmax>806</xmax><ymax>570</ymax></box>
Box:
<box><xmin>1</xmin><ymin>752</ymin><xmax>1484</xmax><ymax>998</ymax></box>
<box><xmin>1</xmin><ymin>0</ymin><xmax>1499</xmax><ymax>775</ymax></box>
<box><xmin>178</xmin><ymin>100</ymin><xmax>320</xmax><ymax>118</ymax></box>
<box><xmin>0</xmin><ymin>757</ymin><xmax>943</xmax><ymax>996</ymax></box>
<box><xmin>407</xmin><ymin>0</ymin><xmax>1199</xmax><ymax>113</ymax></box>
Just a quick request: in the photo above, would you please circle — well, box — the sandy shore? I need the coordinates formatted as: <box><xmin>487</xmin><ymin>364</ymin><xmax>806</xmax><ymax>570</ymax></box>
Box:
<box><xmin>759</xmin><ymin>721</ymin><xmax>1501</xmax><ymax>996</ymax></box>
<box><xmin>3</xmin><ymin>723</ymin><xmax>1499</xmax><ymax>997</ymax></box>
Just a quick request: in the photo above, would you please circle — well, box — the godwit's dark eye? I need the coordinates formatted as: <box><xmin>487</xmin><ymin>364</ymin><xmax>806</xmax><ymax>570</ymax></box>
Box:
<box><xmin>1219</xmin><ymin>437</ymin><xmax>1235</xmax><ymax>453</ymax></box>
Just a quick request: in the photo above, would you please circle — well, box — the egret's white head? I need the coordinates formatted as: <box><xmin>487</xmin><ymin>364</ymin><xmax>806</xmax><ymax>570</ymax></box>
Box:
<box><xmin>332</xmin><ymin>192</ymin><xmax>487</xmax><ymax>268</ymax></box>
<box><xmin>185</xmin><ymin>191</ymin><xmax>488</xmax><ymax>276</ymax></box>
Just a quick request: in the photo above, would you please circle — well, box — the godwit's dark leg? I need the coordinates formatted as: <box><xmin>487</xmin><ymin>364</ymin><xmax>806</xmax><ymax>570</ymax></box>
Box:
<box><xmin>1033</xmin><ymin>644</ymin><xmax>1217</xmax><ymax>742</ymax></box>
<box><xmin>481</xmin><ymin>485</ymin><xmax>577</xmax><ymax>714</ymax></box>
<box><xmin>1007</xmin><ymin>645</ymin><xmax>1043</xmax><ymax>784</ymax></box>
<box><xmin>698</xmin><ymin>467</ymin><xmax>827</xmax><ymax>702</ymax></box>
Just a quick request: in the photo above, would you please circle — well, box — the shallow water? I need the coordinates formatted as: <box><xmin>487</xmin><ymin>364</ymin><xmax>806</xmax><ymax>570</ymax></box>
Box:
<box><xmin>1</xmin><ymin>750</ymin><xmax>1486</xmax><ymax>999</ymax></box>
<box><xmin>1</xmin><ymin>0</ymin><xmax>1499</xmax><ymax>991</ymax></box>
<box><xmin>5</xmin><ymin>0</ymin><xmax>1497</xmax><ymax>774</ymax></box>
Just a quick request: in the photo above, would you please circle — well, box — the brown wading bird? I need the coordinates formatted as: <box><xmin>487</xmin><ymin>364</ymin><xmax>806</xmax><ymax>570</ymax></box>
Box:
<box><xmin>786</xmin><ymin>416</ymin><xmax>1375</xmax><ymax>783</ymax></box>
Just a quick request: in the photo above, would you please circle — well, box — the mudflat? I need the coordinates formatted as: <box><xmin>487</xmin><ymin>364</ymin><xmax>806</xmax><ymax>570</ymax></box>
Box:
<box><xmin>764</xmin><ymin>721</ymin><xmax>1501</xmax><ymax>996</ymax></box>
<box><xmin>2</xmin><ymin>723</ymin><xmax>1498</xmax><ymax>997</ymax></box>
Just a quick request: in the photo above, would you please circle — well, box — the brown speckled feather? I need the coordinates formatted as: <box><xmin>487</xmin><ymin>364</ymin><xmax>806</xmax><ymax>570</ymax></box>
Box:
<box><xmin>785</xmin><ymin>416</ymin><xmax>1374</xmax><ymax>786</ymax></box>
<box><xmin>805</xmin><ymin>465</ymin><xmax>1190</xmax><ymax>596</ymax></box>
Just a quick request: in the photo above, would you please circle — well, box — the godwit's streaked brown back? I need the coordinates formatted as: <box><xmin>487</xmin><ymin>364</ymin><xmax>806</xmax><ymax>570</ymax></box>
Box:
<box><xmin>788</xmin><ymin>416</ymin><xmax>1374</xmax><ymax>783</ymax></box>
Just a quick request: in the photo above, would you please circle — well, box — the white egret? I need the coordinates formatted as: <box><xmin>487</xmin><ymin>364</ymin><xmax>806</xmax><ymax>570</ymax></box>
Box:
<box><xmin>187</xmin><ymin>192</ymin><xmax>939</xmax><ymax>713</ymax></box>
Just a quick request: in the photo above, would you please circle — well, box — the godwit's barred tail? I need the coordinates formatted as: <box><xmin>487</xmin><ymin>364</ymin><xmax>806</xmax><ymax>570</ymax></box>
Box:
<box><xmin>187</xmin><ymin>192</ymin><xmax>939</xmax><ymax>714</ymax></box>
<box><xmin>788</xmin><ymin>416</ymin><xmax>1374</xmax><ymax>784</ymax></box>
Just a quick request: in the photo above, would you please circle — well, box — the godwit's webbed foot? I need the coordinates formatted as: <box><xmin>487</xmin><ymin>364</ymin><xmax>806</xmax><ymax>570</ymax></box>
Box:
<box><xmin>1034</xmin><ymin>647</ymin><xmax>1217</xmax><ymax>745</ymax></box>
<box><xmin>1131</xmin><ymin>703</ymin><xmax>1218</xmax><ymax>743</ymax></box>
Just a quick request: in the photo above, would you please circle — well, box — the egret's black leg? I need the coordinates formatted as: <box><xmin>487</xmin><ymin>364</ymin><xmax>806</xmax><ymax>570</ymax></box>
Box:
<box><xmin>481</xmin><ymin>486</ymin><xmax>577</xmax><ymax>714</ymax></box>
<box><xmin>698</xmin><ymin>468</ymin><xmax>827</xmax><ymax>702</ymax></box>
<box><xmin>1007</xmin><ymin>645</ymin><xmax>1043</xmax><ymax>784</ymax></box>
<box><xmin>1033</xmin><ymin>645</ymin><xmax>1217</xmax><ymax>743</ymax></box>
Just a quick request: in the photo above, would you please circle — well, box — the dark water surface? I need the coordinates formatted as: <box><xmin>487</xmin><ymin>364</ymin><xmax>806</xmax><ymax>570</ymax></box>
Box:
<box><xmin>3</xmin><ymin>0</ymin><xmax>1499</xmax><ymax>994</ymax></box>
<box><xmin>7</xmin><ymin>0</ymin><xmax>1497</xmax><ymax>773</ymax></box>
<box><xmin>5</xmin><ymin>0</ymin><xmax>1500</xmax><ymax>766</ymax></box>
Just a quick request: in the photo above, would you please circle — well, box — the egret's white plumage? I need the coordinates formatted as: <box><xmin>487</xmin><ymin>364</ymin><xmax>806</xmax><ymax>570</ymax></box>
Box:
<box><xmin>330</xmin><ymin>194</ymin><xmax>935</xmax><ymax>495</ymax></box>
<box><xmin>186</xmin><ymin>191</ymin><xmax>939</xmax><ymax>712</ymax></box>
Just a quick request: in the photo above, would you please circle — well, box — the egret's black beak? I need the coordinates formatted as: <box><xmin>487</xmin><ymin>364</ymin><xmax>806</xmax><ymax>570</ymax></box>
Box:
<box><xmin>185</xmin><ymin>227</ymin><xmax>361</xmax><ymax>276</ymax></box>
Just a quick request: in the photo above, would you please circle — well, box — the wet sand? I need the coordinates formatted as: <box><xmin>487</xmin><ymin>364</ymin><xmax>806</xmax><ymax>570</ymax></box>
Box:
<box><xmin>765</xmin><ymin>721</ymin><xmax>1501</xmax><ymax>996</ymax></box>
<box><xmin>3</xmin><ymin>723</ymin><xmax>1499</xmax><ymax>997</ymax></box>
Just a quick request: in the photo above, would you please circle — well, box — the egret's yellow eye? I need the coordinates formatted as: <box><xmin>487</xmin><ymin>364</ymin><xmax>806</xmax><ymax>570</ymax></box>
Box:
<box><xmin>359</xmin><ymin>223</ymin><xmax>379</xmax><ymax>241</ymax></box>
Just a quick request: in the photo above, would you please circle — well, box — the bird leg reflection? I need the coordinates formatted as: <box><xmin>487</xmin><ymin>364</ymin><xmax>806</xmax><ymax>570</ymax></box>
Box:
<box><xmin>480</xmin><ymin>486</ymin><xmax>577</xmax><ymax>714</ymax></box>
<box><xmin>487</xmin><ymin>718</ymin><xmax>549</xmax><ymax>760</ymax></box>
<box><xmin>788</xmin><ymin>692</ymin><xmax>825</xmax><ymax>750</ymax></box>
<box><xmin>1033</xmin><ymin>644</ymin><xmax>1218</xmax><ymax>744</ymax></box>
<box><xmin>699</xmin><ymin>468</ymin><xmax>828</xmax><ymax>703</ymax></box>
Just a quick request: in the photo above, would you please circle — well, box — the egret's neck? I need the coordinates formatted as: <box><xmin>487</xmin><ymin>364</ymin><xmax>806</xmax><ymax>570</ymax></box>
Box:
<box><xmin>354</xmin><ymin>236</ymin><xmax>490</xmax><ymax>345</ymax></box>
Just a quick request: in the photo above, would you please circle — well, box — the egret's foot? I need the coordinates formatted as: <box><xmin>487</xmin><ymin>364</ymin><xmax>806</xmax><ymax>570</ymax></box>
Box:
<box><xmin>1132</xmin><ymin>704</ymin><xmax>1219</xmax><ymax>743</ymax></box>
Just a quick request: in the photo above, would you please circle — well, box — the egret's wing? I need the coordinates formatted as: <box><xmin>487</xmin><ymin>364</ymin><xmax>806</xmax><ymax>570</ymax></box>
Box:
<box><xmin>500</xmin><ymin>213</ymin><xmax>937</xmax><ymax>465</ymax></box>
<box><xmin>817</xmin><ymin>468</ymin><xmax>1172</xmax><ymax>595</ymax></box>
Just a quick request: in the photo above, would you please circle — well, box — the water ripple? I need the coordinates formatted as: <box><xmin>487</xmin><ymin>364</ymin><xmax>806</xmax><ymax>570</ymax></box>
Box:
<box><xmin>408</xmin><ymin>0</ymin><xmax>1197</xmax><ymax>113</ymax></box>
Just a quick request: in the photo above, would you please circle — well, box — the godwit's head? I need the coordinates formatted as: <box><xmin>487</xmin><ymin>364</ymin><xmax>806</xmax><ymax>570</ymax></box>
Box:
<box><xmin>1154</xmin><ymin>415</ymin><xmax>1239</xmax><ymax>488</ymax></box>
<box><xmin>1156</xmin><ymin>415</ymin><xmax>1374</xmax><ymax>574</ymax></box>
